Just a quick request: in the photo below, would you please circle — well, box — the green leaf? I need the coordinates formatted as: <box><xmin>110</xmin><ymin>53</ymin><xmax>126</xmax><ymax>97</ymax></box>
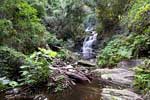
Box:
<box><xmin>20</xmin><ymin>65</ymin><xmax>30</xmax><ymax>69</ymax></box>
<box><xmin>22</xmin><ymin>71</ymin><xmax>29</xmax><ymax>76</ymax></box>
<box><xmin>9</xmin><ymin>81</ymin><xmax>19</xmax><ymax>88</ymax></box>
<box><xmin>49</xmin><ymin>51</ymin><xmax>57</xmax><ymax>58</ymax></box>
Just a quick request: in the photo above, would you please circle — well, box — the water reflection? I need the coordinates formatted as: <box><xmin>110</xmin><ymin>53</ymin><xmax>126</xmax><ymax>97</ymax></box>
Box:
<box><xmin>46</xmin><ymin>83</ymin><xmax>102</xmax><ymax>100</ymax></box>
<box><xmin>0</xmin><ymin>83</ymin><xmax>102</xmax><ymax>100</ymax></box>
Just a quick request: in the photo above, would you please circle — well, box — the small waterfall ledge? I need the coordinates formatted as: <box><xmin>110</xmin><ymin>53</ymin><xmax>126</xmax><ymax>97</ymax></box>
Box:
<box><xmin>82</xmin><ymin>27</ymin><xmax>98</xmax><ymax>59</ymax></box>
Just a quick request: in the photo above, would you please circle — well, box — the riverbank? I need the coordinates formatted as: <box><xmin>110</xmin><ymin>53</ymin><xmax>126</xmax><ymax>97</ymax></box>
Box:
<box><xmin>0</xmin><ymin>57</ymin><xmax>146</xmax><ymax>100</ymax></box>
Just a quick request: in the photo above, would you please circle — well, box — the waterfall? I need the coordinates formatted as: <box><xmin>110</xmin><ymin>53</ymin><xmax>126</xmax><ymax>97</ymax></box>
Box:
<box><xmin>82</xmin><ymin>27</ymin><xmax>98</xmax><ymax>59</ymax></box>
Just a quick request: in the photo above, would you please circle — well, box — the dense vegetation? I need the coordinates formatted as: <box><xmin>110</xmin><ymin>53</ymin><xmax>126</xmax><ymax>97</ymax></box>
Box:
<box><xmin>0</xmin><ymin>0</ymin><xmax>149</xmax><ymax>98</ymax></box>
<box><xmin>0</xmin><ymin>0</ymin><xmax>48</xmax><ymax>53</ymax></box>
<box><xmin>98</xmin><ymin>0</ymin><xmax>150</xmax><ymax>67</ymax></box>
<box><xmin>98</xmin><ymin>34</ymin><xmax>149</xmax><ymax>67</ymax></box>
<box><xmin>134</xmin><ymin>59</ymin><xmax>150</xmax><ymax>93</ymax></box>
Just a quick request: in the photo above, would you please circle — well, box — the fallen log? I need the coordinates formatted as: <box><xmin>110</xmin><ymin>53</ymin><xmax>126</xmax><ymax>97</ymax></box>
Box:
<box><xmin>65</xmin><ymin>71</ymin><xmax>91</xmax><ymax>83</ymax></box>
<box><xmin>49</xmin><ymin>66</ymin><xmax>91</xmax><ymax>84</ymax></box>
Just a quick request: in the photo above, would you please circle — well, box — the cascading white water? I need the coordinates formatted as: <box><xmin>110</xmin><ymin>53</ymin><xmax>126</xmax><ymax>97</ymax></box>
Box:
<box><xmin>82</xmin><ymin>27</ymin><xmax>98</xmax><ymax>59</ymax></box>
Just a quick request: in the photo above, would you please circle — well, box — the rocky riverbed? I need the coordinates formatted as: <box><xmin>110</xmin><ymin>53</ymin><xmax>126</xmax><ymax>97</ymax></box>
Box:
<box><xmin>0</xmin><ymin>58</ymin><xmax>146</xmax><ymax>100</ymax></box>
<box><xmin>92</xmin><ymin>59</ymin><xmax>144</xmax><ymax>100</ymax></box>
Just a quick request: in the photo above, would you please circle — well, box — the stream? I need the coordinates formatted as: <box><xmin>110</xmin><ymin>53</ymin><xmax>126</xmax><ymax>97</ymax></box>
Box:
<box><xmin>45</xmin><ymin>82</ymin><xmax>102</xmax><ymax>100</ymax></box>
<box><xmin>0</xmin><ymin>82</ymin><xmax>102</xmax><ymax>100</ymax></box>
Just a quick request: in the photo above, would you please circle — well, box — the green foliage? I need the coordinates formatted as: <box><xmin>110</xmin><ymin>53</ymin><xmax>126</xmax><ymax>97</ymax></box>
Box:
<box><xmin>47</xmin><ymin>34</ymin><xmax>64</xmax><ymax>47</ymax></box>
<box><xmin>44</xmin><ymin>0</ymin><xmax>85</xmax><ymax>40</ymax></box>
<box><xmin>47</xmin><ymin>75</ymin><xmax>68</xmax><ymax>92</ymax></box>
<box><xmin>144</xmin><ymin>26</ymin><xmax>150</xmax><ymax>36</ymax></box>
<box><xmin>9</xmin><ymin>81</ymin><xmax>19</xmax><ymax>88</ymax></box>
<box><xmin>0</xmin><ymin>46</ymin><xmax>27</xmax><ymax>90</ymax></box>
<box><xmin>26</xmin><ymin>0</ymin><xmax>49</xmax><ymax>17</ymax></box>
<box><xmin>96</xmin><ymin>0</ymin><xmax>131</xmax><ymax>32</ymax></box>
<box><xmin>0</xmin><ymin>77</ymin><xmax>10</xmax><ymax>90</ymax></box>
<box><xmin>39</xmin><ymin>48</ymin><xmax>57</xmax><ymax>58</ymax></box>
<box><xmin>20</xmin><ymin>48</ymin><xmax>56</xmax><ymax>85</ymax></box>
<box><xmin>15</xmin><ymin>2</ymin><xmax>38</xmax><ymax>21</ymax></box>
<box><xmin>0</xmin><ymin>46</ymin><xmax>66</xmax><ymax>89</ymax></box>
<box><xmin>0</xmin><ymin>82</ymin><xmax>6</xmax><ymax>90</ymax></box>
<box><xmin>0</xmin><ymin>0</ymin><xmax>47</xmax><ymax>53</ymax></box>
<box><xmin>0</xmin><ymin>19</ymin><xmax>13</xmax><ymax>44</ymax></box>
<box><xmin>54</xmin><ymin>75</ymin><xmax>67</xmax><ymax>92</ymax></box>
<box><xmin>0</xmin><ymin>77</ymin><xmax>20</xmax><ymax>90</ymax></box>
<box><xmin>120</xmin><ymin>0</ymin><xmax>150</xmax><ymax>34</ymax></box>
<box><xmin>129</xmin><ymin>3</ymin><xmax>150</xmax><ymax>33</ymax></box>
<box><xmin>57</xmin><ymin>50</ymin><xmax>67</xmax><ymax>59</ymax></box>
<box><xmin>98</xmin><ymin>34</ymin><xmax>149</xmax><ymax>67</ymax></box>
<box><xmin>134</xmin><ymin>59</ymin><xmax>150</xmax><ymax>93</ymax></box>
<box><xmin>98</xmin><ymin>0</ymin><xmax>150</xmax><ymax>67</ymax></box>
<box><xmin>0</xmin><ymin>46</ymin><xmax>26</xmax><ymax>80</ymax></box>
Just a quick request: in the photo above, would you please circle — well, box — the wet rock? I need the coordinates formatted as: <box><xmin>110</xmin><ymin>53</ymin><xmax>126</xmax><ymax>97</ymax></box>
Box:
<box><xmin>34</xmin><ymin>94</ymin><xmax>48</xmax><ymax>100</ymax></box>
<box><xmin>101</xmin><ymin>88</ymin><xmax>143</xmax><ymax>100</ymax></box>
<box><xmin>117</xmin><ymin>59</ymin><xmax>144</xmax><ymax>69</ymax></box>
<box><xmin>78</xmin><ymin>60</ymin><xmax>96</xmax><ymax>67</ymax></box>
<box><xmin>92</xmin><ymin>59</ymin><xmax>145</xmax><ymax>100</ymax></box>
<box><xmin>6</xmin><ymin>88</ymin><xmax>20</xmax><ymax>95</ymax></box>
<box><xmin>92</xmin><ymin>68</ymin><xmax>134</xmax><ymax>88</ymax></box>
<box><xmin>92</xmin><ymin>59</ymin><xmax>144</xmax><ymax>88</ymax></box>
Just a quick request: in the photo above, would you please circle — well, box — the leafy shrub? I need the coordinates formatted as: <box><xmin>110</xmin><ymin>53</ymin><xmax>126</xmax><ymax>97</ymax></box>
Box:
<box><xmin>0</xmin><ymin>47</ymin><xmax>60</xmax><ymax>88</ymax></box>
<box><xmin>47</xmin><ymin>34</ymin><xmax>64</xmax><ymax>47</ymax></box>
<box><xmin>96</xmin><ymin>0</ymin><xmax>131</xmax><ymax>32</ymax></box>
<box><xmin>20</xmin><ymin>48</ymin><xmax>57</xmax><ymax>85</ymax></box>
<box><xmin>44</xmin><ymin>0</ymin><xmax>85</xmax><ymax>41</ymax></box>
<box><xmin>134</xmin><ymin>59</ymin><xmax>150</xmax><ymax>93</ymax></box>
<box><xmin>120</xmin><ymin>0</ymin><xmax>150</xmax><ymax>34</ymax></box>
<box><xmin>98</xmin><ymin>34</ymin><xmax>149</xmax><ymax>67</ymax></box>
<box><xmin>0</xmin><ymin>46</ymin><xmax>26</xmax><ymax>80</ymax></box>
<box><xmin>0</xmin><ymin>83</ymin><xmax>6</xmax><ymax>90</ymax></box>
<box><xmin>129</xmin><ymin>4</ymin><xmax>150</xmax><ymax>33</ymax></box>
<box><xmin>144</xmin><ymin>26</ymin><xmax>150</xmax><ymax>36</ymax></box>
<box><xmin>53</xmin><ymin>75</ymin><xmax>67</xmax><ymax>92</ymax></box>
<box><xmin>0</xmin><ymin>0</ymin><xmax>47</xmax><ymax>53</ymax></box>
<box><xmin>0</xmin><ymin>19</ymin><xmax>13</xmax><ymax>44</ymax></box>
<box><xmin>0</xmin><ymin>77</ymin><xmax>20</xmax><ymax>90</ymax></box>
<box><xmin>26</xmin><ymin>0</ymin><xmax>49</xmax><ymax>17</ymax></box>
<box><xmin>0</xmin><ymin>77</ymin><xmax>10</xmax><ymax>90</ymax></box>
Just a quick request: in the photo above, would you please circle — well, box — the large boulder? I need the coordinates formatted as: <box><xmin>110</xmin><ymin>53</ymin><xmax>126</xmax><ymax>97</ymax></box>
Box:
<box><xmin>101</xmin><ymin>88</ymin><xmax>143</xmax><ymax>100</ymax></box>
<box><xmin>92</xmin><ymin>68</ymin><xmax>134</xmax><ymax>88</ymax></box>
<box><xmin>92</xmin><ymin>59</ymin><xmax>144</xmax><ymax>88</ymax></box>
